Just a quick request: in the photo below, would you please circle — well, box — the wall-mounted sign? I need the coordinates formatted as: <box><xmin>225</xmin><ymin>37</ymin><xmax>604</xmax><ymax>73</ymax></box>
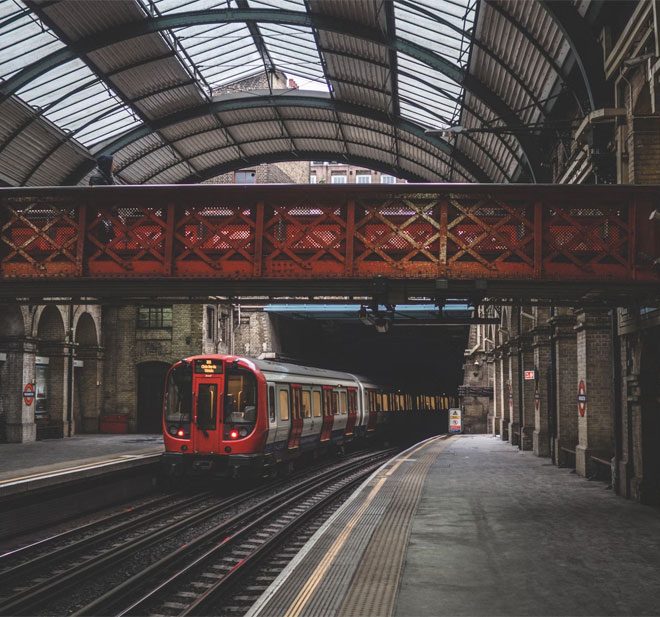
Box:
<box><xmin>23</xmin><ymin>383</ymin><xmax>35</xmax><ymax>406</ymax></box>
<box><xmin>577</xmin><ymin>380</ymin><xmax>587</xmax><ymax>417</ymax></box>
<box><xmin>448</xmin><ymin>408</ymin><xmax>462</xmax><ymax>434</ymax></box>
<box><xmin>524</xmin><ymin>370</ymin><xmax>536</xmax><ymax>380</ymax></box>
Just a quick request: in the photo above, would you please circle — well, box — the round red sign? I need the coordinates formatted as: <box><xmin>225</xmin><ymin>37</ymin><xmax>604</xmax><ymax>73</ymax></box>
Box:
<box><xmin>23</xmin><ymin>383</ymin><xmax>35</xmax><ymax>407</ymax></box>
<box><xmin>577</xmin><ymin>379</ymin><xmax>587</xmax><ymax>417</ymax></box>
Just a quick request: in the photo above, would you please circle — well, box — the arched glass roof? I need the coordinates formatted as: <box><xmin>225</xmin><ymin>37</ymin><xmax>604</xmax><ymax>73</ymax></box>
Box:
<box><xmin>0</xmin><ymin>0</ymin><xmax>605</xmax><ymax>186</ymax></box>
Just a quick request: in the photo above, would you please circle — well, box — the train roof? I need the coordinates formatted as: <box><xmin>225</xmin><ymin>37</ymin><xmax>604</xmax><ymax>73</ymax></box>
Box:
<box><xmin>183</xmin><ymin>354</ymin><xmax>378</xmax><ymax>387</ymax></box>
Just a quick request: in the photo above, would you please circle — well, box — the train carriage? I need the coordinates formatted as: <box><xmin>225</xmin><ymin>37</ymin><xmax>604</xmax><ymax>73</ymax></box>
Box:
<box><xmin>161</xmin><ymin>354</ymin><xmax>448</xmax><ymax>478</ymax></box>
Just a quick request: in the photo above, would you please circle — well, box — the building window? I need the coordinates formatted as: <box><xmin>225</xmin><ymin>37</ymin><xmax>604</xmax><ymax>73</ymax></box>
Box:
<box><xmin>235</xmin><ymin>170</ymin><xmax>256</xmax><ymax>184</ymax></box>
<box><xmin>309</xmin><ymin>173</ymin><xmax>317</xmax><ymax>184</ymax></box>
<box><xmin>356</xmin><ymin>173</ymin><xmax>371</xmax><ymax>184</ymax></box>
<box><xmin>137</xmin><ymin>306</ymin><xmax>172</xmax><ymax>329</ymax></box>
<box><xmin>206</xmin><ymin>306</ymin><xmax>215</xmax><ymax>339</ymax></box>
<box><xmin>331</xmin><ymin>174</ymin><xmax>347</xmax><ymax>184</ymax></box>
<box><xmin>381</xmin><ymin>174</ymin><xmax>396</xmax><ymax>184</ymax></box>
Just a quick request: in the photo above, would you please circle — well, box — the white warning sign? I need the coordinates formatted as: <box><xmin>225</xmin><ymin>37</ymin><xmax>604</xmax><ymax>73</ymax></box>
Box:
<box><xmin>448</xmin><ymin>408</ymin><xmax>462</xmax><ymax>434</ymax></box>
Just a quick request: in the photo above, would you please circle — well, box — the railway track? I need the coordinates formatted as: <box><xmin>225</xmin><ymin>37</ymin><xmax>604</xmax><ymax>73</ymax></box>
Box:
<box><xmin>0</xmin><ymin>449</ymin><xmax>393</xmax><ymax>617</ymax></box>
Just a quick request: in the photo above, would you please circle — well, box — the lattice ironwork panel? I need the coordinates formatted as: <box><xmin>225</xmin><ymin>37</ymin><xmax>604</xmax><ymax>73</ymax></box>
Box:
<box><xmin>262</xmin><ymin>197</ymin><xmax>347</xmax><ymax>277</ymax></box>
<box><xmin>174</xmin><ymin>203</ymin><xmax>257</xmax><ymax>277</ymax></box>
<box><xmin>542</xmin><ymin>204</ymin><xmax>630</xmax><ymax>278</ymax></box>
<box><xmin>86</xmin><ymin>203</ymin><xmax>168</xmax><ymax>276</ymax></box>
<box><xmin>446</xmin><ymin>195</ymin><xmax>534</xmax><ymax>278</ymax></box>
<box><xmin>354</xmin><ymin>194</ymin><xmax>441</xmax><ymax>278</ymax></box>
<box><xmin>0</xmin><ymin>196</ymin><xmax>81</xmax><ymax>277</ymax></box>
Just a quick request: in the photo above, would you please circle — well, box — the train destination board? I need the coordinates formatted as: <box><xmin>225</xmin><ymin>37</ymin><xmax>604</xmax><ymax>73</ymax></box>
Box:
<box><xmin>194</xmin><ymin>359</ymin><xmax>223</xmax><ymax>374</ymax></box>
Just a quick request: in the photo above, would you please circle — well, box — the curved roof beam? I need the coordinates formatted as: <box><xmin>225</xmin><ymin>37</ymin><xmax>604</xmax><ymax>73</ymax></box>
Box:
<box><xmin>141</xmin><ymin>137</ymin><xmax>455</xmax><ymax>184</ymax></box>
<box><xmin>483</xmin><ymin>0</ymin><xmax>587</xmax><ymax>115</ymax></box>
<box><xmin>396</xmin><ymin>0</ymin><xmax>547</xmax><ymax>116</ymax></box>
<box><xmin>2</xmin><ymin>8</ymin><xmax>538</xmax><ymax>180</ymax></box>
<box><xmin>114</xmin><ymin>115</ymin><xmax>473</xmax><ymax>184</ymax></box>
<box><xmin>538</xmin><ymin>0</ymin><xmax>608</xmax><ymax>110</ymax></box>
<box><xmin>174</xmin><ymin>151</ymin><xmax>440</xmax><ymax>184</ymax></box>
<box><xmin>64</xmin><ymin>93</ymin><xmax>490</xmax><ymax>184</ymax></box>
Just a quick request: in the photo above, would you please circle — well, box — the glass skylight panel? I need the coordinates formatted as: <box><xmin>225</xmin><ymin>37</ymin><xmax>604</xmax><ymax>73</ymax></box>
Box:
<box><xmin>398</xmin><ymin>52</ymin><xmax>463</xmax><ymax>127</ymax></box>
<box><xmin>259</xmin><ymin>23</ymin><xmax>324</xmax><ymax>84</ymax></box>
<box><xmin>0</xmin><ymin>2</ymin><xmax>65</xmax><ymax>80</ymax></box>
<box><xmin>247</xmin><ymin>0</ymin><xmax>307</xmax><ymax>11</ymax></box>
<box><xmin>169</xmin><ymin>22</ymin><xmax>264</xmax><ymax>88</ymax></box>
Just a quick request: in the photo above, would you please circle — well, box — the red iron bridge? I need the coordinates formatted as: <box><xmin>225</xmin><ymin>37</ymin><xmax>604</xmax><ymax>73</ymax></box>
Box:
<box><xmin>0</xmin><ymin>184</ymin><xmax>658</xmax><ymax>305</ymax></box>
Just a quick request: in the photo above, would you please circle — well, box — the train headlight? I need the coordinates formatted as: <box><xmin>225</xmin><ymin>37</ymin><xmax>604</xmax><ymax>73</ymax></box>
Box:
<box><xmin>238</xmin><ymin>427</ymin><xmax>248</xmax><ymax>438</ymax></box>
<box><xmin>229</xmin><ymin>429</ymin><xmax>239</xmax><ymax>439</ymax></box>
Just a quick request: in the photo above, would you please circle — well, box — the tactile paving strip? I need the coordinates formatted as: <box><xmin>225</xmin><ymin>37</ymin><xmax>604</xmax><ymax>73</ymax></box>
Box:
<box><xmin>247</xmin><ymin>436</ymin><xmax>452</xmax><ymax>617</ymax></box>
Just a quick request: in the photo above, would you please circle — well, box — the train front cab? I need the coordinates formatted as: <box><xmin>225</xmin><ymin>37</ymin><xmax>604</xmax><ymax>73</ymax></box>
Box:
<box><xmin>162</xmin><ymin>357</ymin><xmax>267</xmax><ymax>477</ymax></box>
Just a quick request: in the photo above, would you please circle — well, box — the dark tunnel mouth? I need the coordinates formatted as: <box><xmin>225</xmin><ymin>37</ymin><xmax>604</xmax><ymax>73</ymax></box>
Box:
<box><xmin>266</xmin><ymin>314</ymin><xmax>468</xmax><ymax>395</ymax></box>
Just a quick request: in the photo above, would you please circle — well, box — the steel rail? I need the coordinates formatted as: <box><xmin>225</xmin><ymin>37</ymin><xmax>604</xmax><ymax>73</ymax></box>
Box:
<box><xmin>181</xmin><ymin>460</ymin><xmax>383</xmax><ymax>616</ymax></box>
<box><xmin>74</xmin><ymin>450</ymin><xmax>396</xmax><ymax>617</ymax></box>
<box><xmin>0</xmin><ymin>490</ymin><xmax>215</xmax><ymax>585</ymax></box>
<box><xmin>0</xmin><ymin>450</ymin><xmax>386</xmax><ymax>616</ymax></box>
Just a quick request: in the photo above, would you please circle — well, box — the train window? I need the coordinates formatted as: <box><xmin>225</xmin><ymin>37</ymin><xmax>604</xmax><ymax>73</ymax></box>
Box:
<box><xmin>382</xmin><ymin>394</ymin><xmax>388</xmax><ymax>412</ymax></box>
<box><xmin>279</xmin><ymin>389</ymin><xmax>290</xmax><ymax>421</ymax></box>
<box><xmin>225</xmin><ymin>369</ymin><xmax>257</xmax><ymax>424</ymax></box>
<box><xmin>339</xmin><ymin>391</ymin><xmax>347</xmax><ymax>415</ymax></box>
<box><xmin>332</xmin><ymin>391</ymin><xmax>339</xmax><ymax>415</ymax></box>
<box><xmin>312</xmin><ymin>390</ymin><xmax>322</xmax><ymax>417</ymax></box>
<box><xmin>197</xmin><ymin>383</ymin><xmax>217</xmax><ymax>430</ymax></box>
<box><xmin>349</xmin><ymin>390</ymin><xmax>357</xmax><ymax>413</ymax></box>
<box><xmin>165</xmin><ymin>362</ymin><xmax>192</xmax><ymax>423</ymax></box>
<box><xmin>302</xmin><ymin>390</ymin><xmax>312</xmax><ymax>418</ymax></box>
<box><xmin>268</xmin><ymin>386</ymin><xmax>275</xmax><ymax>422</ymax></box>
<box><xmin>292</xmin><ymin>388</ymin><xmax>301</xmax><ymax>420</ymax></box>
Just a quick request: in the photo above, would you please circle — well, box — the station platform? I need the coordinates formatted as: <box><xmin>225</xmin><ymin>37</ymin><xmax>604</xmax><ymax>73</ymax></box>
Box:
<box><xmin>248</xmin><ymin>434</ymin><xmax>660</xmax><ymax>617</ymax></box>
<box><xmin>0</xmin><ymin>434</ymin><xmax>163</xmax><ymax>539</ymax></box>
<box><xmin>0</xmin><ymin>433</ymin><xmax>163</xmax><ymax>495</ymax></box>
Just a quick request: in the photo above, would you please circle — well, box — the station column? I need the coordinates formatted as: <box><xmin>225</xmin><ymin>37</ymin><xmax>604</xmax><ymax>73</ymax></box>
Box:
<box><xmin>519</xmin><ymin>333</ymin><xmax>535</xmax><ymax>451</ymax></box>
<box><xmin>532</xmin><ymin>308</ymin><xmax>552</xmax><ymax>457</ymax></box>
<box><xmin>496</xmin><ymin>349</ymin><xmax>508</xmax><ymax>440</ymax></box>
<box><xmin>550</xmin><ymin>311</ymin><xmax>578</xmax><ymax>467</ymax></box>
<box><xmin>575</xmin><ymin>310</ymin><xmax>614</xmax><ymax>478</ymax></box>
<box><xmin>3</xmin><ymin>338</ymin><xmax>37</xmax><ymax>442</ymax></box>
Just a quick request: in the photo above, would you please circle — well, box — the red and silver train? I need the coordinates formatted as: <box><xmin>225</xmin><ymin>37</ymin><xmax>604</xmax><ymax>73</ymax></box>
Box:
<box><xmin>162</xmin><ymin>354</ymin><xmax>451</xmax><ymax>477</ymax></box>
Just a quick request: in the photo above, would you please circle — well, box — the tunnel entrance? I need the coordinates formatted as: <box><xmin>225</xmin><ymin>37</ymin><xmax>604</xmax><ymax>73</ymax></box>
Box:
<box><xmin>263</xmin><ymin>308</ymin><xmax>468</xmax><ymax>397</ymax></box>
<box><xmin>137</xmin><ymin>361</ymin><xmax>170</xmax><ymax>433</ymax></box>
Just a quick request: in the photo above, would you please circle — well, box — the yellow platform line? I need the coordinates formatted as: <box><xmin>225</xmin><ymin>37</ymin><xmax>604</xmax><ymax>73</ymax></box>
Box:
<box><xmin>284</xmin><ymin>435</ymin><xmax>448</xmax><ymax>617</ymax></box>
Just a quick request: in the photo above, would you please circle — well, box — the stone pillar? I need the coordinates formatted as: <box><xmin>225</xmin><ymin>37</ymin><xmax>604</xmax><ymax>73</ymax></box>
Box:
<box><xmin>489</xmin><ymin>353</ymin><xmax>498</xmax><ymax>436</ymax></box>
<box><xmin>39</xmin><ymin>340</ymin><xmax>71</xmax><ymax>438</ymax></box>
<box><xmin>1</xmin><ymin>338</ymin><xmax>37</xmax><ymax>442</ymax></box>
<box><xmin>533</xmin><ymin>309</ymin><xmax>552</xmax><ymax>457</ymax></box>
<box><xmin>519</xmin><ymin>334</ymin><xmax>535</xmax><ymax>451</ymax></box>
<box><xmin>75</xmin><ymin>347</ymin><xmax>104</xmax><ymax>433</ymax></box>
<box><xmin>507</xmin><ymin>343</ymin><xmax>522</xmax><ymax>446</ymax></box>
<box><xmin>551</xmin><ymin>312</ymin><xmax>578</xmax><ymax>467</ymax></box>
<box><xmin>497</xmin><ymin>351</ymin><xmax>508</xmax><ymax>440</ymax></box>
<box><xmin>575</xmin><ymin>310</ymin><xmax>614</xmax><ymax>478</ymax></box>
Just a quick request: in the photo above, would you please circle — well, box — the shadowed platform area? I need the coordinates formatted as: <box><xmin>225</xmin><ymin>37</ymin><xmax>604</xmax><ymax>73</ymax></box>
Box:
<box><xmin>249</xmin><ymin>434</ymin><xmax>660</xmax><ymax>617</ymax></box>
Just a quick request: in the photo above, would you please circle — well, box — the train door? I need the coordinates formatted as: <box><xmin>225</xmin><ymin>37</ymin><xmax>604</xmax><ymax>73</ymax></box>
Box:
<box><xmin>300</xmin><ymin>387</ymin><xmax>314</xmax><ymax>447</ymax></box>
<box><xmin>275</xmin><ymin>385</ymin><xmax>290</xmax><ymax>445</ymax></box>
<box><xmin>345</xmin><ymin>388</ymin><xmax>357</xmax><ymax>436</ymax></box>
<box><xmin>265</xmin><ymin>384</ymin><xmax>277</xmax><ymax>448</ymax></box>
<box><xmin>320</xmin><ymin>386</ymin><xmax>334</xmax><ymax>442</ymax></box>
<box><xmin>367</xmin><ymin>390</ymin><xmax>377</xmax><ymax>432</ymax></box>
<box><xmin>192</xmin><ymin>375</ymin><xmax>223</xmax><ymax>454</ymax></box>
<box><xmin>288</xmin><ymin>385</ymin><xmax>303</xmax><ymax>449</ymax></box>
<box><xmin>333</xmin><ymin>389</ymin><xmax>346</xmax><ymax>440</ymax></box>
<box><xmin>311</xmin><ymin>387</ymin><xmax>322</xmax><ymax>442</ymax></box>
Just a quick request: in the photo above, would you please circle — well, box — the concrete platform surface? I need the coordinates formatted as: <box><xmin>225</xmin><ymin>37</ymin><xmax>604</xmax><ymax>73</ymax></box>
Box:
<box><xmin>249</xmin><ymin>434</ymin><xmax>660</xmax><ymax>617</ymax></box>
<box><xmin>0</xmin><ymin>434</ymin><xmax>163</xmax><ymax>483</ymax></box>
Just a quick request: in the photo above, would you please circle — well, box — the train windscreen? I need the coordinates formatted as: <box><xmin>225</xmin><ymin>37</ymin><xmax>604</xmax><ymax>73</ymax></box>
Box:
<box><xmin>165</xmin><ymin>362</ymin><xmax>192</xmax><ymax>424</ymax></box>
<box><xmin>225</xmin><ymin>369</ymin><xmax>257</xmax><ymax>424</ymax></box>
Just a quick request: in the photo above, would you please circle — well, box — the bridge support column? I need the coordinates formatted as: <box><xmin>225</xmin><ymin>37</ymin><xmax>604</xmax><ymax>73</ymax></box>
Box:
<box><xmin>1</xmin><ymin>338</ymin><xmax>37</xmax><ymax>443</ymax></box>
<box><xmin>496</xmin><ymin>351</ymin><xmax>508</xmax><ymax>440</ymax></box>
<box><xmin>575</xmin><ymin>310</ymin><xmax>614</xmax><ymax>479</ymax></box>
<box><xmin>520</xmin><ymin>335</ymin><xmax>535</xmax><ymax>451</ymax></box>
<box><xmin>551</xmin><ymin>311</ymin><xmax>578</xmax><ymax>467</ymax></box>
<box><xmin>533</xmin><ymin>309</ymin><xmax>552</xmax><ymax>457</ymax></box>
<box><xmin>487</xmin><ymin>353</ymin><xmax>497</xmax><ymax>435</ymax></box>
<box><xmin>507</xmin><ymin>342</ymin><xmax>521</xmax><ymax>446</ymax></box>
